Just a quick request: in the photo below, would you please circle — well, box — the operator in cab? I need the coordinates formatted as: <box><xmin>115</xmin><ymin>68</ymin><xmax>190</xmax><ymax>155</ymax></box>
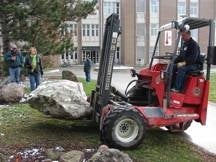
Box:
<box><xmin>171</xmin><ymin>24</ymin><xmax>201</xmax><ymax>92</ymax></box>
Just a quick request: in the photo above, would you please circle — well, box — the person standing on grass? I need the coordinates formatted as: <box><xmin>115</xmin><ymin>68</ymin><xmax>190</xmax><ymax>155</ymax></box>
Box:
<box><xmin>4</xmin><ymin>44</ymin><xmax>24</xmax><ymax>83</ymax></box>
<box><xmin>25</xmin><ymin>47</ymin><xmax>43</xmax><ymax>91</ymax></box>
<box><xmin>84</xmin><ymin>56</ymin><xmax>92</xmax><ymax>82</ymax></box>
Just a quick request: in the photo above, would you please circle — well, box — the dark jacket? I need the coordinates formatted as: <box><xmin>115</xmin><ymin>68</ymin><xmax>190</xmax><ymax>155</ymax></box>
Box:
<box><xmin>25</xmin><ymin>55</ymin><xmax>43</xmax><ymax>75</ymax></box>
<box><xmin>175</xmin><ymin>38</ymin><xmax>201</xmax><ymax>66</ymax></box>
<box><xmin>4</xmin><ymin>51</ymin><xmax>24</xmax><ymax>68</ymax></box>
<box><xmin>84</xmin><ymin>59</ymin><xmax>91</xmax><ymax>72</ymax></box>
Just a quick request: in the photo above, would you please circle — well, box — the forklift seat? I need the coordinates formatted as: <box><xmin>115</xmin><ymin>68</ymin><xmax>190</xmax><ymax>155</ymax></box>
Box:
<box><xmin>188</xmin><ymin>70</ymin><xmax>204</xmax><ymax>76</ymax></box>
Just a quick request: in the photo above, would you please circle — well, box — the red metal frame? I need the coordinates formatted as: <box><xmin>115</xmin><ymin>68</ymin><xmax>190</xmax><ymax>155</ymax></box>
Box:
<box><xmin>101</xmin><ymin>63</ymin><xmax>209</xmax><ymax>128</ymax></box>
<box><xmin>135</xmin><ymin>63</ymin><xmax>209</xmax><ymax>127</ymax></box>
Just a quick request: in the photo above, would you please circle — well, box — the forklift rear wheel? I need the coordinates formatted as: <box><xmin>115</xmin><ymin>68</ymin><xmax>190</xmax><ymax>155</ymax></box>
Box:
<box><xmin>166</xmin><ymin>120</ymin><xmax>192</xmax><ymax>132</ymax></box>
<box><xmin>101</xmin><ymin>107</ymin><xmax>146</xmax><ymax>148</ymax></box>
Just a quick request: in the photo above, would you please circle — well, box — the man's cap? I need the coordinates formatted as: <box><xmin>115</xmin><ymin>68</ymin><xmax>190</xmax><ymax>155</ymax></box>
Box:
<box><xmin>180</xmin><ymin>24</ymin><xmax>190</xmax><ymax>33</ymax></box>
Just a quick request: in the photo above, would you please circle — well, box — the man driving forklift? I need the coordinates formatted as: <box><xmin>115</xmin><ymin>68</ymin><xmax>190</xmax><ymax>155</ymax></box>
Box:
<box><xmin>171</xmin><ymin>24</ymin><xmax>201</xmax><ymax>92</ymax></box>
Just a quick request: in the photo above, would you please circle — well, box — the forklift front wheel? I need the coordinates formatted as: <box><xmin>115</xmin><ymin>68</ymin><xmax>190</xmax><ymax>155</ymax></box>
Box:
<box><xmin>101</xmin><ymin>107</ymin><xmax>146</xmax><ymax>148</ymax></box>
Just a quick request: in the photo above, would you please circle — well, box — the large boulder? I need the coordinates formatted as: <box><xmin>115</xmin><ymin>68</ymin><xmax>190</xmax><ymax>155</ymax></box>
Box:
<box><xmin>62</xmin><ymin>70</ymin><xmax>79</xmax><ymax>82</ymax></box>
<box><xmin>0</xmin><ymin>83</ymin><xmax>24</xmax><ymax>103</ymax></box>
<box><xmin>26</xmin><ymin>80</ymin><xmax>92</xmax><ymax>119</ymax></box>
<box><xmin>89</xmin><ymin>145</ymin><xmax>133</xmax><ymax>162</ymax></box>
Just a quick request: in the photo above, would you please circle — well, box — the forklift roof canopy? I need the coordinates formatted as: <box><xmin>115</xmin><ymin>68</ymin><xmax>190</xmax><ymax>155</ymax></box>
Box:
<box><xmin>159</xmin><ymin>17</ymin><xmax>212</xmax><ymax>32</ymax></box>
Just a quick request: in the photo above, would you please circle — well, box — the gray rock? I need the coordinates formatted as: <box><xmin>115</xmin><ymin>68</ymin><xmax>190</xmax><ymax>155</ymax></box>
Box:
<box><xmin>62</xmin><ymin>70</ymin><xmax>78</xmax><ymax>82</ymax></box>
<box><xmin>60</xmin><ymin>150</ymin><xmax>84</xmax><ymax>162</ymax></box>
<box><xmin>26</xmin><ymin>80</ymin><xmax>92</xmax><ymax>119</ymax></box>
<box><xmin>89</xmin><ymin>145</ymin><xmax>133</xmax><ymax>162</ymax></box>
<box><xmin>46</xmin><ymin>148</ymin><xmax>64</xmax><ymax>160</ymax></box>
<box><xmin>0</xmin><ymin>83</ymin><xmax>24</xmax><ymax>103</ymax></box>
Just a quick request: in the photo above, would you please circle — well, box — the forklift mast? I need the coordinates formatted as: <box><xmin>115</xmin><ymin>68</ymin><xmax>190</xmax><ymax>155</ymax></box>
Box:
<box><xmin>90</xmin><ymin>14</ymin><xmax>120</xmax><ymax>119</ymax></box>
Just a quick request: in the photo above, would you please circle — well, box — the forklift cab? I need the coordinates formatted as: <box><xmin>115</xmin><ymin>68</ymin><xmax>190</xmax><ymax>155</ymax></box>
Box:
<box><xmin>143</xmin><ymin>17</ymin><xmax>216</xmax><ymax>124</ymax></box>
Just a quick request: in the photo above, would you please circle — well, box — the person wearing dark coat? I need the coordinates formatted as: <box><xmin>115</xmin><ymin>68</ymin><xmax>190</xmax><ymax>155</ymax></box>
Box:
<box><xmin>172</xmin><ymin>25</ymin><xmax>201</xmax><ymax>92</ymax></box>
<box><xmin>84</xmin><ymin>57</ymin><xmax>91</xmax><ymax>82</ymax></box>
<box><xmin>4</xmin><ymin>44</ymin><xmax>24</xmax><ymax>83</ymax></box>
<box><xmin>25</xmin><ymin>47</ymin><xmax>43</xmax><ymax>91</ymax></box>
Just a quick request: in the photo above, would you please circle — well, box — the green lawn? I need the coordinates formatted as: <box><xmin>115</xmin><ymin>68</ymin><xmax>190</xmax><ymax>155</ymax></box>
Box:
<box><xmin>210</xmin><ymin>73</ymin><xmax>216</xmax><ymax>102</ymax></box>
<box><xmin>0</xmin><ymin>104</ymin><xmax>206</xmax><ymax>162</ymax></box>
<box><xmin>79</xmin><ymin>78</ymin><xmax>96</xmax><ymax>96</ymax></box>
<box><xmin>0</xmin><ymin>79</ymin><xmax>214</xmax><ymax>161</ymax></box>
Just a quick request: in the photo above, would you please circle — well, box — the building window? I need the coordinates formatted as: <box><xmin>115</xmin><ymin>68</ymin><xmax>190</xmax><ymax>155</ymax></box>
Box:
<box><xmin>190</xmin><ymin>0</ymin><xmax>199</xmax><ymax>17</ymax></box>
<box><xmin>75</xmin><ymin>52</ymin><xmax>77</xmax><ymax>60</ymax></box>
<box><xmin>68</xmin><ymin>24</ymin><xmax>72</xmax><ymax>33</ymax></box>
<box><xmin>116</xmin><ymin>2</ymin><xmax>120</xmax><ymax>15</ymax></box>
<box><xmin>178</xmin><ymin>0</ymin><xmax>186</xmax><ymax>17</ymax></box>
<box><xmin>136</xmin><ymin>23</ymin><xmax>145</xmax><ymax>36</ymax></box>
<box><xmin>151</xmin><ymin>0</ymin><xmax>159</xmax><ymax>15</ymax></box>
<box><xmin>191</xmin><ymin>29</ymin><xmax>198</xmax><ymax>41</ymax></box>
<box><xmin>74</xmin><ymin>24</ymin><xmax>77</xmax><ymax>36</ymax></box>
<box><xmin>104</xmin><ymin>1</ymin><xmax>119</xmax><ymax>16</ymax></box>
<box><xmin>116</xmin><ymin>47</ymin><xmax>120</xmax><ymax>59</ymax></box>
<box><xmin>87</xmin><ymin>24</ymin><xmax>90</xmax><ymax>36</ymax></box>
<box><xmin>92</xmin><ymin>24</ymin><xmax>95</xmax><ymax>36</ymax></box>
<box><xmin>82</xmin><ymin>24</ymin><xmax>86</xmax><ymax>36</ymax></box>
<box><xmin>67</xmin><ymin>23</ymin><xmax>77</xmax><ymax>36</ymax></box>
<box><xmin>151</xmin><ymin>23</ymin><xmax>158</xmax><ymax>36</ymax></box>
<box><xmin>96</xmin><ymin>24</ymin><xmax>99</xmax><ymax>36</ymax></box>
<box><xmin>136</xmin><ymin>0</ymin><xmax>145</xmax><ymax>12</ymax></box>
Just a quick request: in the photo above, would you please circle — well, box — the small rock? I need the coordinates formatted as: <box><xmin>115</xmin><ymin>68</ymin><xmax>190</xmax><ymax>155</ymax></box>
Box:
<box><xmin>0</xmin><ymin>83</ymin><xmax>24</xmax><ymax>103</ymax></box>
<box><xmin>46</xmin><ymin>148</ymin><xmax>64</xmax><ymax>160</ymax></box>
<box><xmin>98</xmin><ymin>145</ymin><xmax>109</xmax><ymax>152</ymax></box>
<box><xmin>89</xmin><ymin>145</ymin><xmax>133</xmax><ymax>162</ymax></box>
<box><xmin>60</xmin><ymin>150</ymin><xmax>84</xmax><ymax>162</ymax></box>
<box><xmin>62</xmin><ymin>70</ymin><xmax>78</xmax><ymax>82</ymax></box>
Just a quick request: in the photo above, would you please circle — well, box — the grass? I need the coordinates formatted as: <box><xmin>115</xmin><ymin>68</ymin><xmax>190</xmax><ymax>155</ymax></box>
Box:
<box><xmin>79</xmin><ymin>78</ymin><xmax>96</xmax><ymax>96</ymax></box>
<box><xmin>0</xmin><ymin>104</ymin><xmax>205</xmax><ymax>162</ymax></box>
<box><xmin>0</xmin><ymin>78</ymin><xmax>214</xmax><ymax>161</ymax></box>
<box><xmin>210</xmin><ymin>73</ymin><xmax>216</xmax><ymax>102</ymax></box>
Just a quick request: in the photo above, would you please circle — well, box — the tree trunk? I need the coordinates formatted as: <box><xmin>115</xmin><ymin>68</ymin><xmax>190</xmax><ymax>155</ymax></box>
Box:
<box><xmin>77</xmin><ymin>19</ymin><xmax>82</xmax><ymax>64</ymax></box>
<box><xmin>1</xmin><ymin>16</ymin><xmax>10</xmax><ymax>53</ymax></box>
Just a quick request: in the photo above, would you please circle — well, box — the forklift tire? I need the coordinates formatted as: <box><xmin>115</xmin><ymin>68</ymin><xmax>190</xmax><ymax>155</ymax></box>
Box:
<box><xmin>101</xmin><ymin>107</ymin><xmax>146</xmax><ymax>149</ymax></box>
<box><xmin>166</xmin><ymin>120</ymin><xmax>192</xmax><ymax>133</ymax></box>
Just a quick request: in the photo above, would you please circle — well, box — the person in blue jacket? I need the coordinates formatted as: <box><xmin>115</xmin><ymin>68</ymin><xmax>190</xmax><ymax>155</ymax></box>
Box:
<box><xmin>84</xmin><ymin>57</ymin><xmax>92</xmax><ymax>82</ymax></box>
<box><xmin>172</xmin><ymin>25</ymin><xmax>201</xmax><ymax>92</ymax></box>
<box><xmin>4</xmin><ymin>44</ymin><xmax>24</xmax><ymax>83</ymax></box>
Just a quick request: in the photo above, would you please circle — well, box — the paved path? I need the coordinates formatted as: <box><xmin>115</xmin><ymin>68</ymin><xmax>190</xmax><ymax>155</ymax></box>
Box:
<box><xmin>45</xmin><ymin>65</ymin><xmax>216</xmax><ymax>154</ymax></box>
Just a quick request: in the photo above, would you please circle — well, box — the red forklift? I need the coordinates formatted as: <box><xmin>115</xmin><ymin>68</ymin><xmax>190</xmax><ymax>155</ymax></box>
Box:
<box><xmin>90</xmin><ymin>14</ymin><xmax>216</xmax><ymax>148</ymax></box>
